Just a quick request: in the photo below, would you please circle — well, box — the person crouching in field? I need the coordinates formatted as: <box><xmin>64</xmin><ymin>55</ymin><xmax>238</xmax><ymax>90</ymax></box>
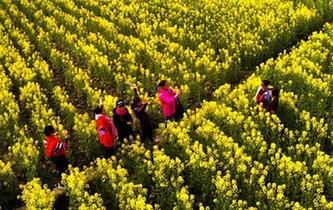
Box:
<box><xmin>158</xmin><ymin>80</ymin><xmax>184</xmax><ymax>127</ymax></box>
<box><xmin>255</xmin><ymin>80</ymin><xmax>280</xmax><ymax>114</ymax></box>
<box><xmin>113</xmin><ymin>100</ymin><xmax>134</xmax><ymax>143</ymax></box>
<box><xmin>44</xmin><ymin>126</ymin><xmax>69</xmax><ymax>174</ymax></box>
<box><xmin>131</xmin><ymin>88</ymin><xmax>154</xmax><ymax>144</ymax></box>
<box><xmin>94</xmin><ymin>105</ymin><xmax>118</xmax><ymax>158</ymax></box>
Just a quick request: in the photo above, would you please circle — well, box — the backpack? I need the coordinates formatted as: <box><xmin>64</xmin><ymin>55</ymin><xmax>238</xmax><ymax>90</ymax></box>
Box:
<box><xmin>175</xmin><ymin>97</ymin><xmax>185</xmax><ymax>120</ymax></box>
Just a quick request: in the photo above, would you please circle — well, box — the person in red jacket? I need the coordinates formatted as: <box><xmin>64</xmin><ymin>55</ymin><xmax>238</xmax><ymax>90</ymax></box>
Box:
<box><xmin>255</xmin><ymin>80</ymin><xmax>270</xmax><ymax>106</ymax></box>
<box><xmin>44</xmin><ymin>125</ymin><xmax>69</xmax><ymax>174</ymax></box>
<box><xmin>94</xmin><ymin>105</ymin><xmax>118</xmax><ymax>158</ymax></box>
<box><xmin>158</xmin><ymin>80</ymin><xmax>183</xmax><ymax>127</ymax></box>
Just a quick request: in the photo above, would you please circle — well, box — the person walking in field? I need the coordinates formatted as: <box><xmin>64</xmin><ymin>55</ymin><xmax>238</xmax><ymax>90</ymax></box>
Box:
<box><xmin>94</xmin><ymin>105</ymin><xmax>118</xmax><ymax>158</ymax></box>
<box><xmin>158</xmin><ymin>80</ymin><xmax>184</xmax><ymax>127</ymax></box>
<box><xmin>255</xmin><ymin>80</ymin><xmax>271</xmax><ymax>108</ymax></box>
<box><xmin>113</xmin><ymin>100</ymin><xmax>134</xmax><ymax>143</ymax></box>
<box><xmin>44</xmin><ymin>125</ymin><xmax>69</xmax><ymax>174</ymax></box>
<box><xmin>131</xmin><ymin>88</ymin><xmax>154</xmax><ymax>143</ymax></box>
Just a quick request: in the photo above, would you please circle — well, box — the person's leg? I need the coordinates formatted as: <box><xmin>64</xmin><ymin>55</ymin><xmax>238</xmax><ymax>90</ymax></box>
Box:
<box><xmin>174</xmin><ymin>114</ymin><xmax>180</xmax><ymax>122</ymax></box>
<box><xmin>140</xmin><ymin>131</ymin><xmax>146</xmax><ymax>143</ymax></box>
<box><xmin>126</xmin><ymin>132</ymin><xmax>133</xmax><ymax>142</ymax></box>
<box><xmin>118</xmin><ymin>134</ymin><xmax>125</xmax><ymax>144</ymax></box>
<box><xmin>141</xmin><ymin>129</ymin><xmax>150</xmax><ymax>143</ymax></box>
<box><xmin>58</xmin><ymin>155</ymin><xmax>69</xmax><ymax>173</ymax></box>
<box><xmin>175</xmin><ymin>99</ymin><xmax>185</xmax><ymax>122</ymax></box>
<box><xmin>110</xmin><ymin>147</ymin><xmax>116</xmax><ymax>157</ymax></box>
<box><xmin>51</xmin><ymin>157</ymin><xmax>60</xmax><ymax>173</ymax></box>
<box><xmin>142</xmin><ymin>128</ymin><xmax>153</xmax><ymax>143</ymax></box>
<box><xmin>104</xmin><ymin>146</ymin><xmax>116</xmax><ymax>158</ymax></box>
<box><xmin>51</xmin><ymin>155</ymin><xmax>69</xmax><ymax>174</ymax></box>
<box><xmin>174</xmin><ymin>111</ymin><xmax>184</xmax><ymax>122</ymax></box>
<box><xmin>164</xmin><ymin>116</ymin><xmax>173</xmax><ymax>128</ymax></box>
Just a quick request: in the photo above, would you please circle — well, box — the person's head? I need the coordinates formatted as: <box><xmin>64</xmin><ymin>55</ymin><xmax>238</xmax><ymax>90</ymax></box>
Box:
<box><xmin>158</xmin><ymin>80</ymin><xmax>168</xmax><ymax>90</ymax></box>
<box><xmin>116</xmin><ymin>100</ymin><xmax>126</xmax><ymax>111</ymax></box>
<box><xmin>44</xmin><ymin>125</ymin><xmax>55</xmax><ymax>137</ymax></box>
<box><xmin>94</xmin><ymin>105</ymin><xmax>105</xmax><ymax>115</ymax></box>
<box><xmin>261</xmin><ymin>80</ymin><xmax>270</xmax><ymax>90</ymax></box>
<box><xmin>132</xmin><ymin>96</ymin><xmax>142</xmax><ymax>108</ymax></box>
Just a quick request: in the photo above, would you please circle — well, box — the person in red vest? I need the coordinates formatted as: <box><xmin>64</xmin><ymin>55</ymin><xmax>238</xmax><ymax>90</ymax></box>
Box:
<box><xmin>44</xmin><ymin>125</ymin><xmax>69</xmax><ymax>174</ymax></box>
<box><xmin>94</xmin><ymin>105</ymin><xmax>118</xmax><ymax>158</ymax></box>
<box><xmin>158</xmin><ymin>80</ymin><xmax>183</xmax><ymax>127</ymax></box>
<box><xmin>255</xmin><ymin>80</ymin><xmax>270</xmax><ymax>107</ymax></box>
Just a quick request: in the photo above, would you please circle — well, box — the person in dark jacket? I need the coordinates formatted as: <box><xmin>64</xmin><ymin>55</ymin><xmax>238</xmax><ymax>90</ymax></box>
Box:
<box><xmin>113</xmin><ymin>100</ymin><xmax>133</xmax><ymax>143</ymax></box>
<box><xmin>131</xmin><ymin>89</ymin><xmax>153</xmax><ymax>143</ymax></box>
<box><xmin>44</xmin><ymin>125</ymin><xmax>69</xmax><ymax>174</ymax></box>
<box><xmin>268</xmin><ymin>88</ymin><xmax>279</xmax><ymax>114</ymax></box>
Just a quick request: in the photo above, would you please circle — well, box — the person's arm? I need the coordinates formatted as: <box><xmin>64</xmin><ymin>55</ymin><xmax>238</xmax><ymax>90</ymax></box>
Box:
<box><xmin>97</xmin><ymin>120</ymin><xmax>107</xmax><ymax>137</ymax></box>
<box><xmin>98</xmin><ymin>118</ymin><xmax>115</xmax><ymax>140</ymax></box>
<box><xmin>258</xmin><ymin>94</ymin><xmax>265</xmax><ymax>104</ymax></box>
<box><xmin>99</xmin><ymin>123</ymin><xmax>113</xmax><ymax>142</ymax></box>
<box><xmin>255</xmin><ymin>86</ymin><xmax>262</xmax><ymax>103</ymax></box>
<box><xmin>168</xmin><ymin>87</ymin><xmax>177</xmax><ymax>97</ymax></box>
<box><xmin>63</xmin><ymin>130</ymin><xmax>69</xmax><ymax>146</ymax></box>
<box><xmin>255</xmin><ymin>86</ymin><xmax>262</xmax><ymax>98</ymax></box>
<box><xmin>126</xmin><ymin>110</ymin><xmax>133</xmax><ymax>125</ymax></box>
<box><xmin>135</xmin><ymin>103</ymin><xmax>148</xmax><ymax>113</ymax></box>
<box><xmin>142</xmin><ymin>103</ymin><xmax>148</xmax><ymax>111</ymax></box>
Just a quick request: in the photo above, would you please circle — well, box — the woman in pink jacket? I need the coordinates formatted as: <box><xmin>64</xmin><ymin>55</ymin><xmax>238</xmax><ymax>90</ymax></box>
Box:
<box><xmin>158</xmin><ymin>80</ymin><xmax>182</xmax><ymax>127</ymax></box>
